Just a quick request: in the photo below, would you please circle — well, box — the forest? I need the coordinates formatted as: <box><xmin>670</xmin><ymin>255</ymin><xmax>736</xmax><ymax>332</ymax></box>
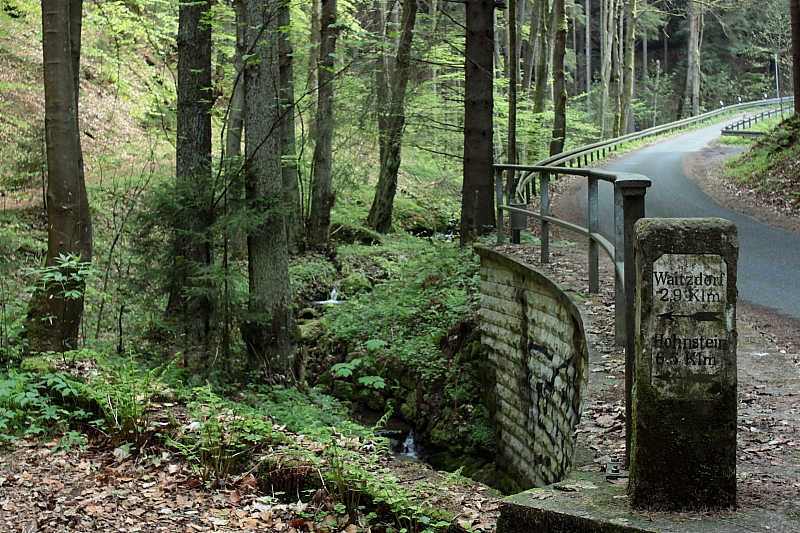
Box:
<box><xmin>0</xmin><ymin>0</ymin><xmax>798</xmax><ymax>530</ymax></box>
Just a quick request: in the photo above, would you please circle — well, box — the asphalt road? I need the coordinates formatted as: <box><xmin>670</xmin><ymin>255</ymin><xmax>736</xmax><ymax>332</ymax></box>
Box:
<box><xmin>582</xmin><ymin>118</ymin><xmax>800</xmax><ymax>321</ymax></box>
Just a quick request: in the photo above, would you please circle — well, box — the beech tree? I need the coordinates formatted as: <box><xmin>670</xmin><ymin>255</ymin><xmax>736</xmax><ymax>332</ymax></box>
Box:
<box><xmin>26</xmin><ymin>0</ymin><xmax>93</xmax><ymax>353</ymax></box>
<box><xmin>684</xmin><ymin>0</ymin><xmax>703</xmax><ymax>116</ymax></box>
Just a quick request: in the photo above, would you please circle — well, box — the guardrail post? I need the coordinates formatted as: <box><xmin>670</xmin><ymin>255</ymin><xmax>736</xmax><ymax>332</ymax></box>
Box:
<box><xmin>614</xmin><ymin>188</ymin><xmax>625</xmax><ymax>346</ymax></box>
<box><xmin>613</xmin><ymin>175</ymin><xmax>651</xmax><ymax>466</ymax></box>
<box><xmin>495</xmin><ymin>167</ymin><xmax>505</xmax><ymax>245</ymax></box>
<box><xmin>541</xmin><ymin>171</ymin><xmax>550</xmax><ymax>264</ymax></box>
<box><xmin>509</xmin><ymin>203</ymin><xmax>527</xmax><ymax>244</ymax></box>
<box><xmin>588</xmin><ymin>177</ymin><xmax>599</xmax><ymax>293</ymax></box>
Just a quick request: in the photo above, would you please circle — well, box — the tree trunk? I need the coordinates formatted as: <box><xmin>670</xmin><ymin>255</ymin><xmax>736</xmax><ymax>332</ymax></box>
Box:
<box><xmin>599</xmin><ymin>0</ymin><xmax>615</xmax><ymax>137</ymax></box>
<box><xmin>279</xmin><ymin>0</ymin><xmax>301</xmax><ymax>253</ymax></box>
<box><xmin>169</xmin><ymin>0</ymin><xmax>214</xmax><ymax>342</ymax></box>
<box><xmin>611</xmin><ymin>3</ymin><xmax>623</xmax><ymax>136</ymax></box>
<box><xmin>550</xmin><ymin>0</ymin><xmax>567</xmax><ymax>156</ymax></box>
<box><xmin>460</xmin><ymin>0</ymin><xmax>496</xmax><ymax>245</ymax></box>
<box><xmin>663</xmin><ymin>19</ymin><xmax>668</xmax><ymax>74</ymax></box>
<box><xmin>791</xmin><ymin>0</ymin><xmax>800</xmax><ymax>109</ymax></box>
<box><xmin>532</xmin><ymin>0</ymin><xmax>552</xmax><ymax>113</ymax></box>
<box><xmin>307</xmin><ymin>0</ymin><xmax>321</xmax><ymax>134</ymax></box>
<box><xmin>507</xmin><ymin>0</ymin><xmax>519</xmax><ymax>164</ymax></box>
<box><xmin>374</xmin><ymin>0</ymin><xmax>389</xmax><ymax>174</ymax></box>
<box><xmin>585</xmin><ymin>0</ymin><xmax>591</xmax><ymax>104</ymax></box>
<box><xmin>241</xmin><ymin>0</ymin><xmax>297</xmax><ymax>379</ymax></box>
<box><xmin>521</xmin><ymin>0</ymin><xmax>542</xmax><ymax>93</ymax></box>
<box><xmin>616</xmin><ymin>0</ymin><xmax>634</xmax><ymax>136</ymax></box>
<box><xmin>27</xmin><ymin>0</ymin><xmax>93</xmax><ymax>353</ymax></box>
<box><xmin>684</xmin><ymin>1</ymin><xmax>702</xmax><ymax>117</ymax></box>
<box><xmin>642</xmin><ymin>29</ymin><xmax>648</xmax><ymax>89</ymax></box>
<box><xmin>226</xmin><ymin>1</ymin><xmax>245</xmax><ymax>163</ymax></box>
<box><xmin>368</xmin><ymin>0</ymin><xmax>419</xmax><ymax>233</ymax></box>
<box><xmin>307</xmin><ymin>0</ymin><xmax>339</xmax><ymax>248</ymax></box>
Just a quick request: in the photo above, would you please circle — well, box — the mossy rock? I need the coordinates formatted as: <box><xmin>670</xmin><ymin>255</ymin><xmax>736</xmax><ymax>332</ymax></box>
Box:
<box><xmin>314</xmin><ymin>370</ymin><xmax>335</xmax><ymax>390</ymax></box>
<box><xmin>359</xmin><ymin>387</ymin><xmax>387</xmax><ymax>412</ymax></box>
<box><xmin>329</xmin><ymin>222</ymin><xmax>382</xmax><ymax>246</ymax></box>
<box><xmin>299</xmin><ymin>319</ymin><xmax>323</xmax><ymax>343</ymax></box>
<box><xmin>19</xmin><ymin>356</ymin><xmax>56</xmax><ymax>375</ymax></box>
<box><xmin>340</xmin><ymin>272</ymin><xmax>372</xmax><ymax>297</ymax></box>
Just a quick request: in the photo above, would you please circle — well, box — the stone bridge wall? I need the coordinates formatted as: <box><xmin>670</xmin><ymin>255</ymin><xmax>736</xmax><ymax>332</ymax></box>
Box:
<box><xmin>475</xmin><ymin>246</ymin><xmax>588</xmax><ymax>490</ymax></box>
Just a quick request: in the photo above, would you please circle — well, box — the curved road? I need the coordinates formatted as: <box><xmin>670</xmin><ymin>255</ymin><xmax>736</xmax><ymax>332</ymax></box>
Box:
<box><xmin>582</xmin><ymin>118</ymin><xmax>800</xmax><ymax>321</ymax></box>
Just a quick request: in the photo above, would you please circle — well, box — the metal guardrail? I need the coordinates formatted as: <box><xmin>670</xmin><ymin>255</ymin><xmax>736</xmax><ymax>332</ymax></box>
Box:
<box><xmin>721</xmin><ymin>102</ymin><xmax>795</xmax><ymax>137</ymax></box>
<box><xmin>526</xmin><ymin>97</ymin><xmax>794</xmax><ymax>170</ymax></box>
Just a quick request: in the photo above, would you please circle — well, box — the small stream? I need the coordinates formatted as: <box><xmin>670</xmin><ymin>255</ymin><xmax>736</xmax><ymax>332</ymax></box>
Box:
<box><xmin>354</xmin><ymin>408</ymin><xmax>424</xmax><ymax>460</ymax></box>
<box><xmin>313</xmin><ymin>279</ymin><xmax>342</xmax><ymax>305</ymax></box>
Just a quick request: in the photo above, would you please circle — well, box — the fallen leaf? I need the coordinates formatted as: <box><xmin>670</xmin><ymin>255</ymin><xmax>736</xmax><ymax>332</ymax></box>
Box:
<box><xmin>595</xmin><ymin>415</ymin><xmax>615</xmax><ymax>428</ymax></box>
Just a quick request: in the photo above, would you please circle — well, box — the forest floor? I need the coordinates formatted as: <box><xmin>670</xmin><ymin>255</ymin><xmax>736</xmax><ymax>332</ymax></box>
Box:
<box><xmin>3</xmin><ymin>140</ymin><xmax>800</xmax><ymax>532</ymax></box>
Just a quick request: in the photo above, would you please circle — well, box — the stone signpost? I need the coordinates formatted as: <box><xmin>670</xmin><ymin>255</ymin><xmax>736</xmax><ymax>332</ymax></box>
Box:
<box><xmin>630</xmin><ymin>218</ymin><xmax>738</xmax><ymax>510</ymax></box>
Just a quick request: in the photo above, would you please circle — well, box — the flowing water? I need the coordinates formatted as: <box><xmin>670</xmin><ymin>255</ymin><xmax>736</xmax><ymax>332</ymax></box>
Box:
<box><xmin>354</xmin><ymin>408</ymin><xmax>423</xmax><ymax>460</ymax></box>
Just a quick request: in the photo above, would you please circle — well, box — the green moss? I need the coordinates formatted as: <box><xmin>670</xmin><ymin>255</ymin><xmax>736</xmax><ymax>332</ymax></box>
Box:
<box><xmin>629</xmin><ymin>373</ymin><xmax>737</xmax><ymax>510</ymax></box>
<box><xmin>19</xmin><ymin>355</ymin><xmax>56</xmax><ymax>375</ymax></box>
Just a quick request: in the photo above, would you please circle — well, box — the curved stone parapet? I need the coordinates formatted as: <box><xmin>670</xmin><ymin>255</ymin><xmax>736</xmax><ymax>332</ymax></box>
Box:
<box><xmin>475</xmin><ymin>245</ymin><xmax>589</xmax><ymax>491</ymax></box>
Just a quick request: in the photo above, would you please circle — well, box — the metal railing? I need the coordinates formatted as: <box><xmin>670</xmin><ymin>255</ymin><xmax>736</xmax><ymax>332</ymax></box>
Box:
<box><xmin>721</xmin><ymin>101</ymin><xmax>795</xmax><ymax>137</ymax></box>
<box><xmin>529</xmin><ymin>97</ymin><xmax>792</xmax><ymax>169</ymax></box>
<box><xmin>495</xmin><ymin>166</ymin><xmax>650</xmax><ymax>349</ymax></box>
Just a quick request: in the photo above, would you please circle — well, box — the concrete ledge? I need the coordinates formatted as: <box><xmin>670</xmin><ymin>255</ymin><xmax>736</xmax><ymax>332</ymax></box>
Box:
<box><xmin>496</xmin><ymin>470</ymin><xmax>799</xmax><ymax>533</ymax></box>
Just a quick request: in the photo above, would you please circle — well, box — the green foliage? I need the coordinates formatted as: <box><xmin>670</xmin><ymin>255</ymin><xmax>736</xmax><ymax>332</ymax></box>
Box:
<box><xmin>321</xmin><ymin>241</ymin><xmax>479</xmax><ymax>382</ymax></box>
<box><xmin>723</xmin><ymin>115</ymin><xmax>800</xmax><ymax>191</ymax></box>
<box><xmin>30</xmin><ymin>253</ymin><xmax>94</xmax><ymax>301</ymax></box>
<box><xmin>242</xmin><ymin>383</ymin><xmax>377</xmax><ymax>443</ymax></box>
<box><xmin>81</xmin><ymin>1</ymin><xmax>180</xmax><ymax>126</ymax></box>
<box><xmin>0</xmin><ymin>370</ymin><xmax>90</xmax><ymax>445</ymax></box>
<box><xmin>290</xmin><ymin>253</ymin><xmax>338</xmax><ymax>302</ymax></box>
<box><xmin>332</xmin><ymin>357</ymin><xmax>388</xmax><ymax>390</ymax></box>
<box><xmin>76</xmin><ymin>352</ymin><xmax>174</xmax><ymax>447</ymax></box>
<box><xmin>321</xmin><ymin>428</ymin><xmax>454</xmax><ymax>533</ymax></box>
<box><xmin>166</xmin><ymin>384</ymin><xmax>276</xmax><ymax>485</ymax></box>
<box><xmin>0</xmin><ymin>124</ymin><xmax>44</xmax><ymax>192</ymax></box>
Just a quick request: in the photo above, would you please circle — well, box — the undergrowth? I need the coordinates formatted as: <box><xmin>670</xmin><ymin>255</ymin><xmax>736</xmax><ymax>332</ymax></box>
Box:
<box><xmin>723</xmin><ymin>114</ymin><xmax>800</xmax><ymax>205</ymax></box>
<box><xmin>320</xmin><ymin>239</ymin><xmax>480</xmax><ymax>383</ymax></box>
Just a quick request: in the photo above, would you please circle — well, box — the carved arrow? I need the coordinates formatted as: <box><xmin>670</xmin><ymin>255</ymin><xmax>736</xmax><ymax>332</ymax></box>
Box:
<box><xmin>658</xmin><ymin>311</ymin><xmax>721</xmax><ymax>322</ymax></box>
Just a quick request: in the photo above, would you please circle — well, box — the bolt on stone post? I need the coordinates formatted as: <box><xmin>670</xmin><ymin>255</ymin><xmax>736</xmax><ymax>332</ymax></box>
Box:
<box><xmin>629</xmin><ymin>218</ymin><xmax>738</xmax><ymax>510</ymax></box>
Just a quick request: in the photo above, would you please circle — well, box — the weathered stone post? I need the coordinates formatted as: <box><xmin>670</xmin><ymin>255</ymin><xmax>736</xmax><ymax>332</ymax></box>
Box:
<box><xmin>630</xmin><ymin>218</ymin><xmax>738</xmax><ymax>510</ymax></box>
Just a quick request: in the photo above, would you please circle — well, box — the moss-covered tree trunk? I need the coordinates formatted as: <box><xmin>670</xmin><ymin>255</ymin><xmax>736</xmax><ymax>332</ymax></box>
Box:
<box><xmin>615</xmin><ymin>0</ymin><xmax>635</xmax><ymax>136</ymax></box>
<box><xmin>27</xmin><ymin>0</ymin><xmax>93</xmax><ymax>353</ymax></box>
